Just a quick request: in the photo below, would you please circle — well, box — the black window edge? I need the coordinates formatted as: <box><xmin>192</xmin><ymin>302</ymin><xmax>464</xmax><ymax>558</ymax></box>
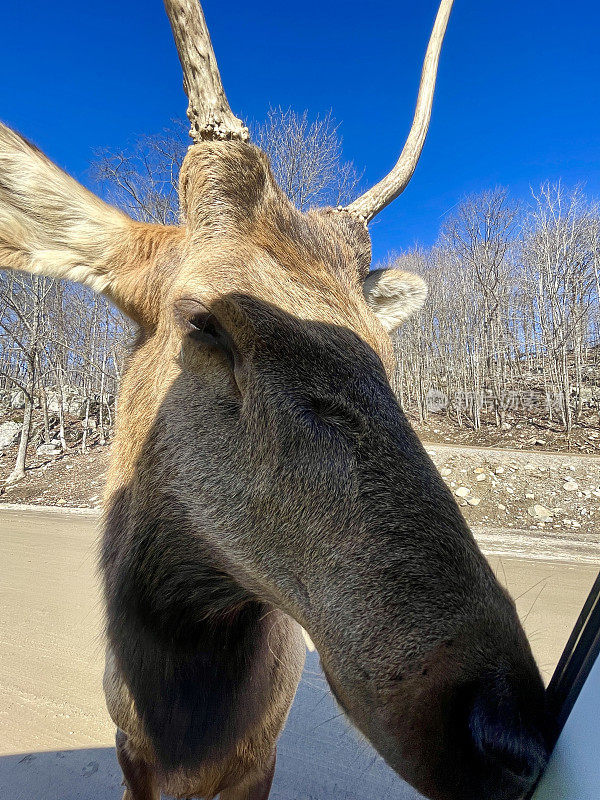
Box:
<box><xmin>546</xmin><ymin>569</ymin><xmax>600</xmax><ymax>743</ymax></box>
<box><xmin>524</xmin><ymin>569</ymin><xmax>600</xmax><ymax>800</ymax></box>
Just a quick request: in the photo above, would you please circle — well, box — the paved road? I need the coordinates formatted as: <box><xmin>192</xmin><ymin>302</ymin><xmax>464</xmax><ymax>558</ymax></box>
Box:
<box><xmin>0</xmin><ymin>508</ymin><xmax>597</xmax><ymax>800</ymax></box>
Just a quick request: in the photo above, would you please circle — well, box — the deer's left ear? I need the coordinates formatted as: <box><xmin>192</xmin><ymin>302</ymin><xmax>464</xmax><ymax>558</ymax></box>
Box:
<box><xmin>0</xmin><ymin>123</ymin><xmax>177</xmax><ymax>327</ymax></box>
<box><xmin>362</xmin><ymin>268</ymin><xmax>428</xmax><ymax>333</ymax></box>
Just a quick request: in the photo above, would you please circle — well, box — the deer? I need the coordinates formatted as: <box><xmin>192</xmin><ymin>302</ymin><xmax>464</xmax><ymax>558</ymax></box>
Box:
<box><xmin>0</xmin><ymin>1</ymin><xmax>551</xmax><ymax>798</ymax></box>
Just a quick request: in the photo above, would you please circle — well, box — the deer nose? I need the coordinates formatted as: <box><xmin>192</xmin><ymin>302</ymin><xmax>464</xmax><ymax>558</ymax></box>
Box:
<box><xmin>468</xmin><ymin>671</ymin><xmax>549</xmax><ymax>791</ymax></box>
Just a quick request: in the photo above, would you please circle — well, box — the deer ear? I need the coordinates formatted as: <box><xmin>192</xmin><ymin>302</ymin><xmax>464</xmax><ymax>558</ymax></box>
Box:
<box><xmin>0</xmin><ymin>123</ymin><xmax>174</xmax><ymax>325</ymax></box>
<box><xmin>363</xmin><ymin>268</ymin><xmax>428</xmax><ymax>332</ymax></box>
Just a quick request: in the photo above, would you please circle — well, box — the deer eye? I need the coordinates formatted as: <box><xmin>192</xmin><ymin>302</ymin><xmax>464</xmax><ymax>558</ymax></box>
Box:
<box><xmin>304</xmin><ymin>396</ymin><xmax>367</xmax><ymax>440</ymax></box>
<box><xmin>174</xmin><ymin>299</ymin><xmax>235</xmax><ymax>366</ymax></box>
<box><xmin>188</xmin><ymin>313</ymin><xmax>221</xmax><ymax>344</ymax></box>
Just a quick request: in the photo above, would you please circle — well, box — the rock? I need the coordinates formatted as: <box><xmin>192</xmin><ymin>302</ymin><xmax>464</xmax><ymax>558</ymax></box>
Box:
<box><xmin>501</xmin><ymin>422</ymin><xmax>511</xmax><ymax>431</ymax></box>
<box><xmin>497</xmin><ymin>504</ymin><xmax>506</xmax><ymax>511</ymax></box>
<box><xmin>45</xmin><ymin>388</ymin><xmax>92</xmax><ymax>415</ymax></box>
<box><xmin>0</xmin><ymin>421</ymin><xmax>22</xmax><ymax>451</ymax></box>
<box><xmin>525</xmin><ymin>493</ymin><xmax>535</xmax><ymax>500</ymax></box>
<box><xmin>36</xmin><ymin>440</ymin><xmax>62</xmax><ymax>456</ymax></box>
<box><xmin>467</xmin><ymin>497</ymin><xmax>481</xmax><ymax>506</ymax></box>
<box><xmin>476</xmin><ymin>473</ymin><xmax>486</xmax><ymax>482</ymax></box>
<box><xmin>563</xmin><ymin>481</ymin><xmax>578</xmax><ymax>492</ymax></box>
<box><xmin>474</xmin><ymin>468</ymin><xmax>485</xmax><ymax>474</ymax></box>
<box><xmin>494</xmin><ymin>467</ymin><xmax>505</xmax><ymax>475</ymax></box>
<box><xmin>45</xmin><ymin>391</ymin><xmax>62</xmax><ymax>413</ymax></box>
<box><xmin>528</xmin><ymin>504</ymin><xmax>551</xmax><ymax>521</ymax></box>
<box><xmin>56</xmin><ymin>499</ymin><xmax>67</xmax><ymax>506</ymax></box>
<box><xmin>455</xmin><ymin>487</ymin><xmax>471</xmax><ymax>498</ymax></box>
<box><xmin>68</xmin><ymin>399</ymin><xmax>87</xmax><ymax>417</ymax></box>
<box><xmin>10</xmin><ymin>390</ymin><xmax>25</xmax><ymax>409</ymax></box>
<box><xmin>439</xmin><ymin>467</ymin><xmax>452</xmax><ymax>477</ymax></box>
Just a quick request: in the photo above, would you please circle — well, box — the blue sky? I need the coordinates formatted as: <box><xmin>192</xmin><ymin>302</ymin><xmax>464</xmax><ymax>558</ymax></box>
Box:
<box><xmin>2</xmin><ymin>1</ymin><xmax>599</xmax><ymax>265</ymax></box>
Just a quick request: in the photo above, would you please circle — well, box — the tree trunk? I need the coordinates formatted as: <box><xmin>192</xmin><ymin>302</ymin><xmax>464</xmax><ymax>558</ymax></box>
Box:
<box><xmin>80</xmin><ymin>397</ymin><xmax>91</xmax><ymax>454</ymax></box>
<box><xmin>40</xmin><ymin>384</ymin><xmax>50</xmax><ymax>444</ymax></box>
<box><xmin>7</xmin><ymin>375</ymin><xmax>34</xmax><ymax>484</ymax></box>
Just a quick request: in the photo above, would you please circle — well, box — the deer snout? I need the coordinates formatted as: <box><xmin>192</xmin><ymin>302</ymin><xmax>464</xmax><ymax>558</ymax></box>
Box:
<box><xmin>368</xmin><ymin>652</ymin><xmax>551</xmax><ymax>800</ymax></box>
<box><xmin>466</xmin><ymin>670</ymin><xmax>549</xmax><ymax>798</ymax></box>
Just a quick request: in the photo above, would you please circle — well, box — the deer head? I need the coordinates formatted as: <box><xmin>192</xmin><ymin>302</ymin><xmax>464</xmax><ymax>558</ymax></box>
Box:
<box><xmin>0</xmin><ymin>1</ymin><xmax>550</xmax><ymax>799</ymax></box>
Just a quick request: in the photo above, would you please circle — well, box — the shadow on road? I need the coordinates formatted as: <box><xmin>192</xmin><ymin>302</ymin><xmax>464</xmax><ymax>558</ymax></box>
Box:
<box><xmin>0</xmin><ymin>747</ymin><xmax>121</xmax><ymax>800</ymax></box>
<box><xmin>3</xmin><ymin>650</ymin><xmax>420</xmax><ymax>800</ymax></box>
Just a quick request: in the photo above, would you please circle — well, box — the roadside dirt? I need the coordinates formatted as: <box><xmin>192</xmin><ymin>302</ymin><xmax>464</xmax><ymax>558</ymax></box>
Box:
<box><xmin>0</xmin><ymin>445</ymin><xmax>110</xmax><ymax>509</ymax></box>
<box><xmin>410</xmin><ymin>411</ymin><xmax>600</xmax><ymax>454</ymax></box>
<box><xmin>424</xmin><ymin>443</ymin><xmax>600</xmax><ymax>542</ymax></box>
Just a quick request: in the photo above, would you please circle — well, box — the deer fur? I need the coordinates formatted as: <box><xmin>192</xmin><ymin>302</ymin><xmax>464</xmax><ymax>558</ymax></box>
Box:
<box><xmin>0</xmin><ymin>104</ymin><xmax>549</xmax><ymax>800</ymax></box>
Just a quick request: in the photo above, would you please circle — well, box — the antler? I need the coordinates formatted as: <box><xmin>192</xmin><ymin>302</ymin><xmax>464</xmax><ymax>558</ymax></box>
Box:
<box><xmin>164</xmin><ymin>0</ymin><xmax>249</xmax><ymax>143</ymax></box>
<box><xmin>345</xmin><ymin>0</ymin><xmax>454</xmax><ymax>224</ymax></box>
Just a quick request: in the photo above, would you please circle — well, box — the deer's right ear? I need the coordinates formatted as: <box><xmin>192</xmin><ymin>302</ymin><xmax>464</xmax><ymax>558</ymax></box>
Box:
<box><xmin>0</xmin><ymin>123</ymin><xmax>181</xmax><ymax>325</ymax></box>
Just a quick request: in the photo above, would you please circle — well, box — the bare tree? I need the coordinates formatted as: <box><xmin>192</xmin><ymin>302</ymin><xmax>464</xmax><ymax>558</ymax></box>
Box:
<box><xmin>255</xmin><ymin>108</ymin><xmax>361</xmax><ymax>210</ymax></box>
<box><xmin>93</xmin><ymin>122</ymin><xmax>188</xmax><ymax>224</ymax></box>
<box><xmin>0</xmin><ymin>273</ymin><xmax>50</xmax><ymax>482</ymax></box>
<box><xmin>391</xmin><ymin>186</ymin><xmax>599</xmax><ymax>440</ymax></box>
<box><xmin>521</xmin><ymin>183</ymin><xmax>599</xmax><ymax>434</ymax></box>
<box><xmin>442</xmin><ymin>189</ymin><xmax>519</xmax><ymax>427</ymax></box>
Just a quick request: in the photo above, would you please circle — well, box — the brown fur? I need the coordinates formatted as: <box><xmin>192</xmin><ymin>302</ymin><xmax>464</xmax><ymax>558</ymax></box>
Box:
<box><xmin>0</xmin><ymin>129</ymin><xmax>550</xmax><ymax>800</ymax></box>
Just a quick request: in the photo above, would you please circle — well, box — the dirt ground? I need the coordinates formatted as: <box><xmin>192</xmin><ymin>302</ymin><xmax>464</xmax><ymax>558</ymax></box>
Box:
<box><xmin>425</xmin><ymin>443</ymin><xmax>600</xmax><ymax>541</ymax></box>
<box><xmin>0</xmin><ymin>444</ymin><xmax>110</xmax><ymax>508</ymax></box>
<box><xmin>408</xmin><ymin>407</ymin><xmax>600</xmax><ymax>455</ymax></box>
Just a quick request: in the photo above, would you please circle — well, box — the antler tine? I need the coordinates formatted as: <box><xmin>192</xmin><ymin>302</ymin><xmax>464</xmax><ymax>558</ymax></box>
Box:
<box><xmin>164</xmin><ymin>0</ymin><xmax>249</xmax><ymax>143</ymax></box>
<box><xmin>345</xmin><ymin>0</ymin><xmax>454</xmax><ymax>224</ymax></box>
